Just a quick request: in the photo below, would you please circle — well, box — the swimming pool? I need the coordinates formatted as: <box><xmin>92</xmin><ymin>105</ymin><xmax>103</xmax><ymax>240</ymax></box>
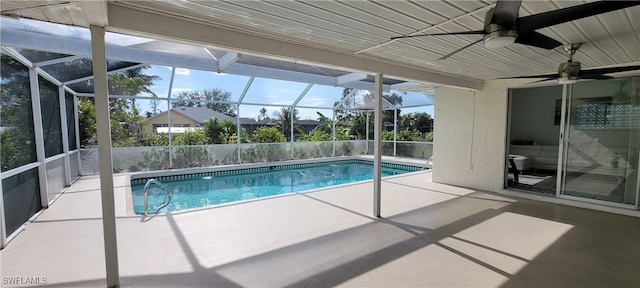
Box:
<box><xmin>130</xmin><ymin>159</ymin><xmax>422</xmax><ymax>214</ymax></box>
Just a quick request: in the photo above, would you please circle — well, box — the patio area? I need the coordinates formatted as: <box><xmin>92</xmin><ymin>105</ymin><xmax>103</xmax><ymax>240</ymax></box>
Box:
<box><xmin>2</xmin><ymin>170</ymin><xmax>639</xmax><ymax>287</ymax></box>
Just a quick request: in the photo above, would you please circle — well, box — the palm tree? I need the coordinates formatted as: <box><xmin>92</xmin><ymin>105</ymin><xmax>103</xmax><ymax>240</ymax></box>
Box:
<box><xmin>276</xmin><ymin>107</ymin><xmax>298</xmax><ymax>140</ymax></box>
<box><xmin>259</xmin><ymin>107</ymin><xmax>267</xmax><ymax>121</ymax></box>
<box><xmin>314</xmin><ymin>111</ymin><xmax>334</xmax><ymax>135</ymax></box>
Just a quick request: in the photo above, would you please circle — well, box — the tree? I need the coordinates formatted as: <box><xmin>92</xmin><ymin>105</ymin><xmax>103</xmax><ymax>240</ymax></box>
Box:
<box><xmin>61</xmin><ymin>64</ymin><xmax>160</xmax><ymax>147</ymax></box>
<box><xmin>1</xmin><ymin>55</ymin><xmax>37</xmax><ymax>171</ymax></box>
<box><xmin>173</xmin><ymin>130</ymin><xmax>208</xmax><ymax>146</ymax></box>
<box><xmin>382</xmin><ymin>93</ymin><xmax>403</xmax><ymax>124</ymax></box>
<box><xmin>413</xmin><ymin>112</ymin><xmax>434</xmax><ymax>133</ymax></box>
<box><xmin>258</xmin><ymin>107</ymin><xmax>268</xmax><ymax>121</ymax></box>
<box><xmin>425</xmin><ymin>132</ymin><xmax>434</xmax><ymax>142</ymax></box>
<box><xmin>276</xmin><ymin>107</ymin><xmax>299</xmax><ymax>140</ymax></box>
<box><xmin>78</xmin><ymin>97</ymin><xmax>97</xmax><ymax>147</ymax></box>
<box><xmin>172</xmin><ymin>89</ymin><xmax>236</xmax><ymax>116</ymax></box>
<box><xmin>334</xmin><ymin>88</ymin><xmax>404</xmax><ymax>140</ymax></box>
<box><xmin>313</xmin><ymin>111</ymin><xmax>334</xmax><ymax>134</ymax></box>
<box><xmin>202</xmin><ymin>118</ymin><xmax>224</xmax><ymax>144</ymax></box>
<box><xmin>253</xmin><ymin>126</ymin><xmax>286</xmax><ymax>143</ymax></box>
<box><xmin>203</xmin><ymin>118</ymin><xmax>247</xmax><ymax>144</ymax></box>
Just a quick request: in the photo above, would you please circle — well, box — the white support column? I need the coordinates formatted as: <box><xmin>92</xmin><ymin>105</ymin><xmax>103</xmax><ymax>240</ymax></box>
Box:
<box><xmin>373</xmin><ymin>74</ymin><xmax>383</xmax><ymax>217</ymax></box>
<box><xmin>393</xmin><ymin>109</ymin><xmax>397</xmax><ymax>156</ymax></box>
<box><xmin>29</xmin><ymin>68</ymin><xmax>49</xmax><ymax>208</ymax></box>
<box><xmin>59</xmin><ymin>86</ymin><xmax>72</xmax><ymax>186</ymax></box>
<box><xmin>332</xmin><ymin>112</ymin><xmax>336</xmax><ymax>156</ymax></box>
<box><xmin>89</xmin><ymin>25</ymin><xmax>120</xmax><ymax>288</ymax></box>
<box><xmin>167</xmin><ymin>67</ymin><xmax>176</xmax><ymax>168</ymax></box>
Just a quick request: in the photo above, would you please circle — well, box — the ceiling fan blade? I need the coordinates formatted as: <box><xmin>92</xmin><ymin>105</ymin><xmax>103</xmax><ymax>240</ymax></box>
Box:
<box><xmin>517</xmin><ymin>1</ymin><xmax>640</xmax><ymax>33</ymax></box>
<box><xmin>514</xmin><ymin>31</ymin><xmax>562</xmax><ymax>49</ymax></box>
<box><xmin>390</xmin><ymin>31</ymin><xmax>484</xmax><ymax>40</ymax></box>
<box><xmin>579</xmin><ymin>75</ymin><xmax>613</xmax><ymax>80</ymax></box>
<box><xmin>501</xmin><ymin>73</ymin><xmax>558</xmax><ymax>79</ymax></box>
<box><xmin>491</xmin><ymin>0</ymin><xmax>522</xmax><ymax>27</ymax></box>
<box><xmin>580</xmin><ymin>65</ymin><xmax>640</xmax><ymax>78</ymax></box>
<box><xmin>438</xmin><ymin>38</ymin><xmax>483</xmax><ymax>60</ymax></box>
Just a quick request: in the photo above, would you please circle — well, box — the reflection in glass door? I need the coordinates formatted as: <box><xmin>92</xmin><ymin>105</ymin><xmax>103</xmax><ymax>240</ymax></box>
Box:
<box><xmin>560</xmin><ymin>77</ymin><xmax>640</xmax><ymax>207</ymax></box>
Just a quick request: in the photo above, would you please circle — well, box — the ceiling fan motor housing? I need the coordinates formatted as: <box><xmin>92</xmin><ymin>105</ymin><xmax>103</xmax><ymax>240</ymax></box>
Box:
<box><xmin>558</xmin><ymin>61</ymin><xmax>581</xmax><ymax>82</ymax></box>
<box><xmin>483</xmin><ymin>7</ymin><xmax>518</xmax><ymax>48</ymax></box>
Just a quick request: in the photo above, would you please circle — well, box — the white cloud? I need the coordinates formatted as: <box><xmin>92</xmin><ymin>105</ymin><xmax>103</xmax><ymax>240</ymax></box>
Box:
<box><xmin>171</xmin><ymin>88</ymin><xmax>193</xmax><ymax>94</ymax></box>
<box><xmin>270</xmin><ymin>101</ymin><xmax>294</xmax><ymax>105</ymax></box>
<box><xmin>303</xmin><ymin>98</ymin><xmax>326</xmax><ymax>106</ymax></box>
<box><xmin>175</xmin><ymin>68</ymin><xmax>190</xmax><ymax>76</ymax></box>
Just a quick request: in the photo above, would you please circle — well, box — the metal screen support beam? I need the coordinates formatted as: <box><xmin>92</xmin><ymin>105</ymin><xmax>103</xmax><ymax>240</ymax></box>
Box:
<box><xmin>63</xmin><ymin>63</ymin><xmax>147</xmax><ymax>85</ymax></box>
<box><xmin>332</xmin><ymin>113</ymin><xmax>336</xmax><ymax>156</ymax></box>
<box><xmin>59</xmin><ymin>86</ymin><xmax>72</xmax><ymax>186</ymax></box>
<box><xmin>365</xmin><ymin>112</ymin><xmax>370</xmax><ymax>153</ymax></box>
<box><xmin>217</xmin><ymin>52</ymin><xmax>240</xmax><ymax>73</ymax></box>
<box><xmin>333</xmin><ymin>88</ymin><xmax>358</xmax><ymax>110</ymax></box>
<box><xmin>393</xmin><ymin>109</ymin><xmax>397</xmax><ymax>156</ymax></box>
<box><xmin>236</xmin><ymin>104</ymin><xmax>241</xmax><ymax>163</ymax></box>
<box><xmin>74</xmin><ymin>94</ymin><xmax>81</xmax><ymax>169</ymax></box>
<box><xmin>237</xmin><ymin>76</ymin><xmax>254</xmax><ymax>163</ymax></box>
<box><xmin>166</xmin><ymin>67</ymin><xmax>176</xmax><ymax>168</ymax></box>
<box><xmin>29</xmin><ymin>68</ymin><xmax>49</xmax><ymax>208</ymax></box>
<box><xmin>290</xmin><ymin>107</ymin><xmax>295</xmax><ymax>159</ymax></box>
<box><xmin>291</xmin><ymin>84</ymin><xmax>313</xmax><ymax>159</ymax></box>
<box><xmin>373</xmin><ymin>74</ymin><xmax>383</xmax><ymax>218</ymax></box>
<box><xmin>0</xmin><ymin>181</ymin><xmax>5</xmax><ymax>248</ymax></box>
<box><xmin>89</xmin><ymin>25</ymin><xmax>120</xmax><ymax>288</ymax></box>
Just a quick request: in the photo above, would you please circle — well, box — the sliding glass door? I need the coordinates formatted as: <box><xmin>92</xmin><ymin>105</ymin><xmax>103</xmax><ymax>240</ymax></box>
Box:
<box><xmin>560</xmin><ymin>77</ymin><xmax>640</xmax><ymax>207</ymax></box>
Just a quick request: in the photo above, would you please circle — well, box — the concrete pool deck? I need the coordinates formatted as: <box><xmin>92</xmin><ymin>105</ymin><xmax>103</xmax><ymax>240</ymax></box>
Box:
<box><xmin>2</xmin><ymin>168</ymin><xmax>639</xmax><ymax>287</ymax></box>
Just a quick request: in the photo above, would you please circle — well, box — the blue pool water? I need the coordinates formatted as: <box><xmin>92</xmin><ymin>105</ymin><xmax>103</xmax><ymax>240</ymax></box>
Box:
<box><xmin>131</xmin><ymin>161</ymin><xmax>419</xmax><ymax>214</ymax></box>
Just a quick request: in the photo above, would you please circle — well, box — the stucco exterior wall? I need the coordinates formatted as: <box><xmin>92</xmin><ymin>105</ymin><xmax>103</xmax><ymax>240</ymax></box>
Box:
<box><xmin>144</xmin><ymin>111</ymin><xmax>198</xmax><ymax>134</ymax></box>
<box><xmin>432</xmin><ymin>80</ymin><xmax>531</xmax><ymax>192</ymax></box>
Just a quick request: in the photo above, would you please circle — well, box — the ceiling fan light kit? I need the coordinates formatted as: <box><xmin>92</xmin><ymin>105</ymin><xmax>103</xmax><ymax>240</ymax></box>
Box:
<box><xmin>483</xmin><ymin>31</ymin><xmax>517</xmax><ymax>48</ymax></box>
<box><xmin>483</xmin><ymin>23</ymin><xmax>518</xmax><ymax>48</ymax></box>
<box><xmin>557</xmin><ymin>77</ymin><xmax>579</xmax><ymax>85</ymax></box>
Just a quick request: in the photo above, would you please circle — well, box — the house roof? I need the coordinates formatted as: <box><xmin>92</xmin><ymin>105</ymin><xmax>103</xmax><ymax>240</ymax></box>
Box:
<box><xmin>296</xmin><ymin>119</ymin><xmax>323</xmax><ymax>126</ymax></box>
<box><xmin>171</xmin><ymin>106</ymin><xmax>230</xmax><ymax>124</ymax></box>
<box><xmin>147</xmin><ymin>106</ymin><xmax>259</xmax><ymax>126</ymax></box>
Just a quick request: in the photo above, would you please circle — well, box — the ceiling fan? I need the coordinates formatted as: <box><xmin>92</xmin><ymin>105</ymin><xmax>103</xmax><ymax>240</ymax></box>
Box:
<box><xmin>505</xmin><ymin>43</ymin><xmax>640</xmax><ymax>84</ymax></box>
<box><xmin>390</xmin><ymin>0</ymin><xmax>640</xmax><ymax>60</ymax></box>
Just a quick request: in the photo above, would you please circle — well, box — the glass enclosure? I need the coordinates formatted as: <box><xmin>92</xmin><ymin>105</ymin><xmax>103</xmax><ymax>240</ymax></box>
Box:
<box><xmin>0</xmin><ymin>17</ymin><xmax>437</xmax><ymax>244</ymax></box>
<box><xmin>506</xmin><ymin>77</ymin><xmax>640</xmax><ymax>209</ymax></box>
<box><xmin>560</xmin><ymin>77</ymin><xmax>639</xmax><ymax>206</ymax></box>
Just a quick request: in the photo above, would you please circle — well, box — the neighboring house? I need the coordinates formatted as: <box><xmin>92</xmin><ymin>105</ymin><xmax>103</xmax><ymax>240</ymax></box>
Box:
<box><xmin>296</xmin><ymin>119</ymin><xmax>323</xmax><ymax>134</ymax></box>
<box><xmin>255</xmin><ymin>118</ymin><xmax>322</xmax><ymax>135</ymax></box>
<box><xmin>144</xmin><ymin>106</ymin><xmax>259</xmax><ymax>134</ymax></box>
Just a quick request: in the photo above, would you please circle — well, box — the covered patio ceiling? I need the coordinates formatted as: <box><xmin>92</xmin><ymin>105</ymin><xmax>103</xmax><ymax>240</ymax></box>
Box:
<box><xmin>1</xmin><ymin>0</ymin><xmax>640</xmax><ymax>92</ymax></box>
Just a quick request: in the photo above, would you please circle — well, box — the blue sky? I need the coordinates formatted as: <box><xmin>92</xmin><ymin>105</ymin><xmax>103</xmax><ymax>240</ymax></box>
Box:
<box><xmin>144</xmin><ymin>65</ymin><xmax>434</xmax><ymax>120</ymax></box>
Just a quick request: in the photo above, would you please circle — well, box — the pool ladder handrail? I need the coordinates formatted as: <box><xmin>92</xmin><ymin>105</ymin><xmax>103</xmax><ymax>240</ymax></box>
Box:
<box><xmin>143</xmin><ymin>179</ymin><xmax>172</xmax><ymax>216</ymax></box>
